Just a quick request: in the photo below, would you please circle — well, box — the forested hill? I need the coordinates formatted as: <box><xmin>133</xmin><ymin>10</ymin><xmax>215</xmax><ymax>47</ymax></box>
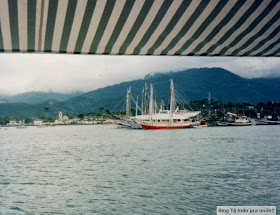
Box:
<box><xmin>58</xmin><ymin>67</ymin><xmax>280</xmax><ymax>113</ymax></box>
<box><xmin>0</xmin><ymin>68</ymin><xmax>279</xmax><ymax>118</ymax></box>
<box><xmin>0</xmin><ymin>91</ymin><xmax>83</xmax><ymax>104</ymax></box>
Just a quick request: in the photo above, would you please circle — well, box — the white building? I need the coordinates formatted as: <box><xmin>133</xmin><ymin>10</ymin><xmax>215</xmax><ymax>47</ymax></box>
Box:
<box><xmin>55</xmin><ymin>111</ymin><xmax>70</xmax><ymax>124</ymax></box>
<box><xmin>7</xmin><ymin>120</ymin><xmax>17</xmax><ymax>126</ymax></box>
<box><xmin>33</xmin><ymin>120</ymin><xmax>43</xmax><ymax>126</ymax></box>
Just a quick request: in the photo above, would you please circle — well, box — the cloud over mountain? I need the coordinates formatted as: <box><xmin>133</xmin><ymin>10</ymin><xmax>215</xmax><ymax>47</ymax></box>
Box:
<box><xmin>0</xmin><ymin>54</ymin><xmax>279</xmax><ymax>95</ymax></box>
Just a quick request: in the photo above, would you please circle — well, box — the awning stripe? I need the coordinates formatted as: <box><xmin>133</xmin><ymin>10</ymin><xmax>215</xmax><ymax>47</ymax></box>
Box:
<box><xmin>270</xmin><ymin>46</ymin><xmax>280</xmax><ymax>56</ymax></box>
<box><xmin>174</xmin><ymin>0</ymin><xmax>228</xmax><ymax>55</ymax></box>
<box><xmin>264</xmin><ymin>42</ymin><xmax>280</xmax><ymax>56</ymax></box>
<box><xmin>255</xmin><ymin>30</ymin><xmax>280</xmax><ymax>55</ymax></box>
<box><xmin>0</xmin><ymin>24</ymin><xmax>4</xmax><ymax>51</ymax></box>
<box><xmin>190</xmin><ymin>0</ymin><xmax>245</xmax><ymax>55</ymax></box>
<box><xmin>131</xmin><ymin>0</ymin><xmax>173</xmax><ymax>55</ymax></box>
<box><xmin>59</xmin><ymin>0</ymin><xmax>78</xmax><ymax>53</ymax></box>
<box><xmin>259</xmin><ymin>41</ymin><xmax>280</xmax><ymax>56</ymax></box>
<box><xmin>103</xmin><ymin>0</ymin><xmax>136</xmax><ymax>54</ymax></box>
<box><xmin>0</xmin><ymin>0</ymin><xmax>12</xmax><ymax>51</ymax></box>
<box><xmin>196</xmin><ymin>0</ymin><xmax>253</xmax><ymax>55</ymax></box>
<box><xmin>146</xmin><ymin>0</ymin><xmax>191</xmax><ymax>55</ymax></box>
<box><xmin>245</xmin><ymin>25</ymin><xmax>280</xmax><ymax>56</ymax></box>
<box><xmin>34</xmin><ymin>0</ymin><xmax>41</xmax><ymax>51</ymax></box>
<box><xmin>66</xmin><ymin>0</ymin><xmax>87</xmax><ymax>53</ymax></box>
<box><xmin>111</xmin><ymin>0</ymin><xmax>145</xmax><ymax>54</ymax></box>
<box><xmin>125</xmin><ymin>0</ymin><xmax>164</xmax><ymax>55</ymax></box>
<box><xmin>220</xmin><ymin>0</ymin><xmax>278</xmax><ymax>55</ymax></box>
<box><xmin>44</xmin><ymin>0</ymin><xmax>58</xmax><ymax>52</ymax></box>
<box><xmin>81</xmin><ymin>0</ymin><xmax>106</xmax><ymax>53</ymax></box>
<box><xmin>118</xmin><ymin>0</ymin><xmax>155</xmax><ymax>54</ymax></box>
<box><xmin>206</xmin><ymin>1</ymin><xmax>262</xmax><ymax>53</ymax></box>
<box><xmin>18</xmin><ymin>0</ymin><xmax>28</xmax><ymax>52</ymax></box>
<box><xmin>96</xmin><ymin>0</ymin><xmax>126</xmax><ymax>54</ymax></box>
<box><xmin>233</xmin><ymin>12</ymin><xmax>280</xmax><ymax>56</ymax></box>
<box><xmin>181</xmin><ymin>0</ymin><xmax>238</xmax><ymax>56</ymax></box>
<box><xmin>9</xmin><ymin>0</ymin><xmax>20</xmax><ymax>51</ymax></box>
<box><xmin>138</xmin><ymin>0</ymin><xmax>183</xmax><ymax>55</ymax></box>
<box><xmin>0</xmin><ymin>0</ymin><xmax>279</xmax><ymax>56</ymax></box>
<box><xmin>230</xmin><ymin>3</ymin><xmax>280</xmax><ymax>56</ymax></box>
<box><xmin>74</xmin><ymin>0</ymin><xmax>97</xmax><ymax>54</ymax></box>
<box><xmin>208</xmin><ymin>1</ymin><xmax>268</xmax><ymax>53</ymax></box>
<box><xmin>27</xmin><ymin>0</ymin><xmax>36</xmax><ymax>51</ymax></box>
<box><xmin>161</xmin><ymin>0</ymin><xmax>211</xmax><ymax>55</ymax></box>
<box><xmin>153</xmin><ymin>0</ymin><xmax>202</xmax><ymax>55</ymax></box>
<box><xmin>51</xmin><ymin>0</ymin><xmax>69</xmax><ymax>52</ymax></box>
<box><xmin>40</xmin><ymin>0</ymin><xmax>49</xmax><ymax>51</ymax></box>
<box><xmin>89</xmin><ymin>0</ymin><xmax>116</xmax><ymax>53</ymax></box>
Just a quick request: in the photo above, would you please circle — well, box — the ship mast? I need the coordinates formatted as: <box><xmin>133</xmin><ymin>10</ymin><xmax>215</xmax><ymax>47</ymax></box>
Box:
<box><xmin>136</xmin><ymin>96</ymin><xmax>138</xmax><ymax>116</ymax></box>
<box><xmin>141</xmin><ymin>87</ymin><xmax>144</xmax><ymax>115</ymax></box>
<box><xmin>144</xmin><ymin>83</ymin><xmax>148</xmax><ymax>115</ymax></box>
<box><xmin>160</xmin><ymin>100</ymin><xmax>164</xmax><ymax>110</ymax></box>
<box><xmin>149</xmin><ymin>81</ymin><xmax>153</xmax><ymax>115</ymax></box>
<box><xmin>170</xmin><ymin>73</ymin><xmax>175</xmax><ymax>115</ymax></box>
<box><xmin>126</xmin><ymin>86</ymin><xmax>131</xmax><ymax>117</ymax></box>
<box><xmin>154</xmin><ymin>96</ymin><xmax>157</xmax><ymax>114</ymax></box>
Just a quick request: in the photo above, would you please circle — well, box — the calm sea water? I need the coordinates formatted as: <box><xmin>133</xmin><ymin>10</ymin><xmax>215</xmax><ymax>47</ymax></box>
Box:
<box><xmin>0</xmin><ymin>125</ymin><xmax>279</xmax><ymax>215</ymax></box>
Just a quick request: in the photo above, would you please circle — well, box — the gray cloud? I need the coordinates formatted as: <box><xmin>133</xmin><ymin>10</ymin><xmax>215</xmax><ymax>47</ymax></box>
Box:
<box><xmin>0</xmin><ymin>54</ymin><xmax>279</xmax><ymax>95</ymax></box>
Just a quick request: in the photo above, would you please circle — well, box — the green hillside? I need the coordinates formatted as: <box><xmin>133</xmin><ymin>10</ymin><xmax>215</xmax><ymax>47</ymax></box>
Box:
<box><xmin>1</xmin><ymin>91</ymin><xmax>83</xmax><ymax>104</ymax></box>
<box><xmin>56</xmin><ymin>68</ymin><xmax>280</xmax><ymax>112</ymax></box>
<box><xmin>0</xmin><ymin>68</ymin><xmax>279</xmax><ymax>118</ymax></box>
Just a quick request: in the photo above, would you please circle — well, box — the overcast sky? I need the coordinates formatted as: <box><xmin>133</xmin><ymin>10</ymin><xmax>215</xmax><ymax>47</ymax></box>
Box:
<box><xmin>0</xmin><ymin>54</ymin><xmax>279</xmax><ymax>95</ymax></box>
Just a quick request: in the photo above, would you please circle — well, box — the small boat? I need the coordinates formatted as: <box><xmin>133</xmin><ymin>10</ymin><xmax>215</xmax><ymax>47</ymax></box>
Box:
<box><xmin>37</xmin><ymin>125</ymin><xmax>49</xmax><ymax>128</ymax></box>
<box><xmin>255</xmin><ymin>119</ymin><xmax>280</xmax><ymax>125</ymax></box>
<box><xmin>16</xmin><ymin>126</ymin><xmax>27</xmax><ymax>129</ymax></box>
<box><xmin>227</xmin><ymin>117</ymin><xmax>252</xmax><ymax>126</ymax></box>
<box><xmin>126</xmin><ymin>118</ymin><xmax>142</xmax><ymax>129</ymax></box>
<box><xmin>217</xmin><ymin>121</ymin><xmax>229</xmax><ymax>126</ymax></box>
<box><xmin>192</xmin><ymin>122</ymin><xmax>208</xmax><ymax>128</ymax></box>
<box><xmin>204</xmin><ymin>119</ymin><xmax>217</xmax><ymax>127</ymax></box>
<box><xmin>217</xmin><ymin>113</ymin><xmax>252</xmax><ymax>126</ymax></box>
<box><xmin>190</xmin><ymin>120</ymin><xmax>201</xmax><ymax>127</ymax></box>
<box><xmin>114</xmin><ymin>120</ymin><xmax>131</xmax><ymax>128</ymax></box>
<box><xmin>192</xmin><ymin>120</ymin><xmax>208</xmax><ymax>128</ymax></box>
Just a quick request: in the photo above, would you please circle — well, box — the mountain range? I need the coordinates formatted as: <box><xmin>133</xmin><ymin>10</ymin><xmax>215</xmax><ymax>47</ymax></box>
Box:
<box><xmin>0</xmin><ymin>68</ymin><xmax>279</xmax><ymax>118</ymax></box>
<box><xmin>0</xmin><ymin>91</ymin><xmax>83</xmax><ymax>104</ymax></box>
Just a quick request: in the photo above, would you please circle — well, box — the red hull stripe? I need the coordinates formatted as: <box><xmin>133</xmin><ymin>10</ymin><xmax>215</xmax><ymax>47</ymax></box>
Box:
<box><xmin>140</xmin><ymin>124</ymin><xmax>191</xmax><ymax>129</ymax></box>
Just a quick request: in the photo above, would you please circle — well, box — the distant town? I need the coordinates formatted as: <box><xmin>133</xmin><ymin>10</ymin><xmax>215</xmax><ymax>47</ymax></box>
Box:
<box><xmin>2</xmin><ymin>111</ymin><xmax>107</xmax><ymax>127</ymax></box>
<box><xmin>0</xmin><ymin>99</ymin><xmax>279</xmax><ymax>127</ymax></box>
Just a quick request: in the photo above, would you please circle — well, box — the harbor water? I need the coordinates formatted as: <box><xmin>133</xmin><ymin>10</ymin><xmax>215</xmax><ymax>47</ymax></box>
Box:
<box><xmin>0</xmin><ymin>125</ymin><xmax>279</xmax><ymax>214</ymax></box>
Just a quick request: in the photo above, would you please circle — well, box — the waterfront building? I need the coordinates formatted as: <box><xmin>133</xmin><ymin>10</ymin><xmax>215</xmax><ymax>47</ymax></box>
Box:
<box><xmin>55</xmin><ymin>111</ymin><xmax>70</xmax><ymax>124</ymax></box>
<box><xmin>7</xmin><ymin>120</ymin><xmax>17</xmax><ymax>126</ymax></box>
<box><xmin>33</xmin><ymin>120</ymin><xmax>43</xmax><ymax>126</ymax></box>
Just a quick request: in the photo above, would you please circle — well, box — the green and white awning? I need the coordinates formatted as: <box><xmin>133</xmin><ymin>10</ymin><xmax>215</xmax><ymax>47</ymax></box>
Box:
<box><xmin>0</xmin><ymin>0</ymin><xmax>279</xmax><ymax>56</ymax></box>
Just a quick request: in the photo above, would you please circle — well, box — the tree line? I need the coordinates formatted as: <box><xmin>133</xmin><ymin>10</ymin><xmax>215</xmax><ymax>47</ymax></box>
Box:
<box><xmin>1</xmin><ymin>99</ymin><xmax>279</xmax><ymax>124</ymax></box>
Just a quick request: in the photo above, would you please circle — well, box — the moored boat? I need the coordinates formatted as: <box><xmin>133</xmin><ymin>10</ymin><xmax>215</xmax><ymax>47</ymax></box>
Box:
<box><xmin>228</xmin><ymin>117</ymin><xmax>252</xmax><ymax>126</ymax></box>
<box><xmin>217</xmin><ymin>115</ymin><xmax>252</xmax><ymax>126</ymax></box>
<box><xmin>138</xmin><ymin>76</ymin><xmax>200</xmax><ymax>129</ymax></box>
<box><xmin>196</xmin><ymin>124</ymin><xmax>208</xmax><ymax>128</ymax></box>
<box><xmin>16</xmin><ymin>126</ymin><xmax>27</xmax><ymax>129</ymax></box>
<box><xmin>217</xmin><ymin>121</ymin><xmax>229</xmax><ymax>126</ymax></box>
<box><xmin>120</xmin><ymin>74</ymin><xmax>200</xmax><ymax>130</ymax></box>
<box><xmin>37</xmin><ymin>125</ymin><xmax>50</xmax><ymax>128</ymax></box>
<box><xmin>255</xmin><ymin>119</ymin><xmax>280</xmax><ymax>125</ymax></box>
<box><xmin>114</xmin><ymin>120</ymin><xmax>131</xmax><ymax>128</ymax></box>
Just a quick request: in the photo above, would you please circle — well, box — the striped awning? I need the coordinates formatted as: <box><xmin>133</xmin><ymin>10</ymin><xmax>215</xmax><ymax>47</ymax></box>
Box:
<box><xmin>0</xmin><ymin>0</ymin><xmax>279</xmax><ymax>56</ymax></box>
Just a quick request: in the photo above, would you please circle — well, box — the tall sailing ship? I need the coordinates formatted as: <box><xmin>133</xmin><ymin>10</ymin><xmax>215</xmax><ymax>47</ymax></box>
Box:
<box><xmin>125</xmin><ymin>75</ymin><xmax>201</xmax><ymax>129</ymax></box>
